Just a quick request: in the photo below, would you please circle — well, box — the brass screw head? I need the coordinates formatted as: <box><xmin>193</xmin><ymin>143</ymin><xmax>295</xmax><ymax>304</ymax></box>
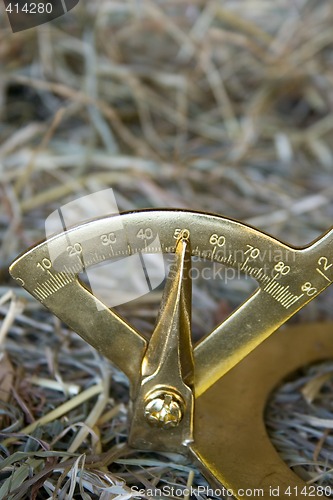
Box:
<box><xmin>144</xmin><ymin>392</ymin><xmax>184</xmax><ymax>429</ymax></box>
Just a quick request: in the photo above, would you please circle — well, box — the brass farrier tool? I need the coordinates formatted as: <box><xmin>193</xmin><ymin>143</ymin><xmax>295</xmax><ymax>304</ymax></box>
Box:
<box><xmin>9</xmin><ymin>209</ymin><xmax>333</xmax><ymax>499</ymax></box>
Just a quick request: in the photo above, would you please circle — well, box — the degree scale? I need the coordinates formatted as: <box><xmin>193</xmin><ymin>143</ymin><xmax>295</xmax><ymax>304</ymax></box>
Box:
<box><xmin>9</xmin><ymin>209</ymin><xmax>333</xmax><ymax>499</ymax></box>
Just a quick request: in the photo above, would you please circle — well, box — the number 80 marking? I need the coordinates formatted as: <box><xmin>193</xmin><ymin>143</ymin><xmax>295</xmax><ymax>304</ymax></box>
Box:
<box><xmin>274</xmin><ymin>261</ymin><xmax>290</xmax><ymax>275</ymax></box>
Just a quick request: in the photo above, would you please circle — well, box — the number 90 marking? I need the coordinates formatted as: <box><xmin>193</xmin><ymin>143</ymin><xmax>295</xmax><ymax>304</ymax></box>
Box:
<box><xmin>301</xmin><ymin>282</ymin><xmax>317</xmax><ymax>296</ymax></box>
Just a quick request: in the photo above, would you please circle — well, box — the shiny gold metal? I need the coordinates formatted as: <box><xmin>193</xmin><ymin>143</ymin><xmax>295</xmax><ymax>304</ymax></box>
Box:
<box><xmin>128</xmin><ymin>231</ymin><xmax>194</xmax><ymax>451</ymax></box>
<box><xmin>192</xmin><ymin>323</ymin><xmax>333</xmax><ymax>500</ymax></box>
<box><xmin>9</xmin><ymin>209</ymin><xmax>333</xmax><ymax>498</ymax></box>
<box><xmin>144</xmin><ymin>390</ymin><xmax>184</xmax><ymax>429</ymax></box>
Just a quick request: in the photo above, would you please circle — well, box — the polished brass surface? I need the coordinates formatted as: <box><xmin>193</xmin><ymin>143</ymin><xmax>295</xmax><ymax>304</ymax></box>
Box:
<box><xmin>128</xmin><ymin>232</ymin><xmax>194</xmax><ymax>451</ymax></box>
<box><xmin>9</xmin><ymin>209</ymin><xmax>333</xmax><ymax>496</ymax></box>
<box><xmin>10</xmin><ymin>210</ymin><xmax>333</xmax><ymax>395</ymax></box>
<box><xmin>144</xmin><ymin>391</ymin><xmax>184</xmax><ymax>429</ymax></box>
<box><xmin>191</xmin><ymin>323</ymin><xmax>333</xmax><ymax>499</ymax></box>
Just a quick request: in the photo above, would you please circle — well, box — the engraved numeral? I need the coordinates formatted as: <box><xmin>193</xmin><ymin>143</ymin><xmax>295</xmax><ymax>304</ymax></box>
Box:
<box><xmin>274</xmin><ymin>261</ymin><xmax>290</xmax><ymax>275</ymax></box>
<box><xmin>301</xmin><ymin>281</ymin><xmax>317</xmax><ymax>296</ymax></box>
<box><xmin>101</xmin><ymin>233</ymin><xmax>117</xmax><ymax>245</ymax></box>
<box><xmin>137</xmin><ymin>228</ymin><xmax>153</xmax><ymax>240</ymax></box>
<box><xmin>244</xmin><ymin>245</ymin><xmax>260</xmax><ymax>259</ymax></box>
<box><xmin>67</xmin><ymin>243</ymin><xmax>82</xmax><ymax>256</ymax></box>
<box><xmin>173</xmin><ymin>228</ymin><xmax>190</xmax><ymax>239</ymax></box>
<box><xmin>37</xmin><ymin>258</ymin><xmax>52</xmax><ymax>271</ymax></box>
<box><xmin>316</xmin><ymin>256</ymin><xmax>332</xmax><ymax>282</ymax></box>
<box><xmin>209</xmin><ymin>234</ymin><xmax>226</xmax><ymax>247</ymax></box>
<box><xmin>318</xmin><ymin>256</ymin><xmax>332</xmax><ymax>271</ymax></box>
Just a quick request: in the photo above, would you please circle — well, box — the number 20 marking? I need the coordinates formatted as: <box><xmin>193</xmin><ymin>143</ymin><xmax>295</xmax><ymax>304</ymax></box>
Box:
<box><xmin>67</xmin><ymin>243</ymin><xmax>82</xmax><ymax>256</ymax></box>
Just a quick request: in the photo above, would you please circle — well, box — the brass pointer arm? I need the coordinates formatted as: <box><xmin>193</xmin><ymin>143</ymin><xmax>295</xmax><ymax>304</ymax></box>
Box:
<box><xmin>129</xmin><ymin>231</ymin><xmax>194</xmax><ymax>452</ymax></box>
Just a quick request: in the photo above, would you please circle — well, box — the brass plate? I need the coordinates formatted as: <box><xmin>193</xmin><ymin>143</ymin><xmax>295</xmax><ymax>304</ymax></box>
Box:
<box><xmin>192</xmin><ymin>323</ymin><xmax>333</xmax><ymax>500</ymax></box>
<box><xmin>9</xmin><ymin>210</ymin><xmax>333</xmax><ymax>396</ymax></box>
<box><xmin>9</xmin><ymin>210</ymin><xmax>333</xmax><ymax>493</ymax></box>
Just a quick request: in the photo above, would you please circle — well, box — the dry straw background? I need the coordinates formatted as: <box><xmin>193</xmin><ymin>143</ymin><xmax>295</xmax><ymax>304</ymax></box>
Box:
<box><xmin>0</xmin><ymin>0</ymin><xmax>333</xmax><ymax>498</ymax></box>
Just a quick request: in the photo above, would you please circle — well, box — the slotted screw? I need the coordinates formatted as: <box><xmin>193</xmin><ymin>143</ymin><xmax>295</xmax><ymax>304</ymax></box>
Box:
<box><xmin>144</xmin><ymin>392</ymin><xmax>184</xmax><ymax>429</ymax></box>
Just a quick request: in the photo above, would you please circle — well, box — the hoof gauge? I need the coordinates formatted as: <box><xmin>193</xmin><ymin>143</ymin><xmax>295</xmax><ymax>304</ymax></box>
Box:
<box><xmin>9</xmin><ymin>210</ymin><xmax>333</xmax><ymax>499</ymax></box>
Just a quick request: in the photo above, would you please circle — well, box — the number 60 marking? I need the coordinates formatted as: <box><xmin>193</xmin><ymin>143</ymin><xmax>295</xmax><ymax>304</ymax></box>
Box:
<box><xmin>209</xmin><ymin>234</ymin><xmax>225</xmax><ymax>247</ymax></box>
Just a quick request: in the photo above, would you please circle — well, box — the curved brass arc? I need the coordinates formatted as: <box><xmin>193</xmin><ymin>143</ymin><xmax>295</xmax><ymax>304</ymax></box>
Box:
<box><xmin>9</xmin><ymin>210</ymin><xmax>333</xmax><ymax>497</ymax></box>
<box><xmin>8</xmin><ymin>209</ymin><xmax>294</xmax><ymax>382</ymax></box>
<box><xmin>191</xmin><ymin>323</ymin><xmax>333</xmax><ymax>500</ymax></box>
<box><xmin>9</xmin><ymin>210</ymin><xmax>333</xmax><ymax>393</ymax></box>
